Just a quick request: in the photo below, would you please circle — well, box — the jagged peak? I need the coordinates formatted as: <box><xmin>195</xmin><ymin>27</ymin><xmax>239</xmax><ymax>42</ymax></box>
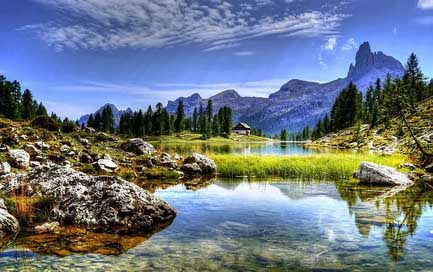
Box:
<box><xmin>210</xmin><ymin>89</ymin><xmax>240</xmax><ymax>100</ymax></box>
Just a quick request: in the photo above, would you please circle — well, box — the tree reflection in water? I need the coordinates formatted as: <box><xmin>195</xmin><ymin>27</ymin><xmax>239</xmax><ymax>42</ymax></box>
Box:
<box><xmin>336</xmin><ymin>181</ymin><xmax>433</xmax><ymax>261</ymax></box>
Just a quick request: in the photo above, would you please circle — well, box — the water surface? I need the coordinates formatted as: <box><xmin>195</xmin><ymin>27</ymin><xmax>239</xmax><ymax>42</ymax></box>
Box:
<box><xmin>1</xmin><ymin>179</ymin><xmax>433</xmax><ymax>271</ymax></box>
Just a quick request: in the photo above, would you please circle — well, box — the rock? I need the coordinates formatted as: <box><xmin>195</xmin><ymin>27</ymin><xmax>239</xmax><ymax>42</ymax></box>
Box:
<box><xmin>182</xmin><ymin>153</ymin><xmax>217</xmax><ymax>175</ymax></box>
<box><xmin>95</xmin><ymin>158</ymin><xmax>118</xmax><ymax>172</ymax></box>
<box><xmin>19</xmin><ymin>135</ymin><xmax>29</xmax><ymax>141</ymax></box>
<box><xmin>3</xmin><ymin>134</ymin><xmax>19</xmax><ymax>146</ymax></box>
<box><xmin>36</xmin><ymin>141</ymin><xmax>50</xmax><ymax>150</ymax></box>
<box><xmin>80</xmin><ymin>138</ymin><xmax>89</xmax><ymax>146</ymax></box>
<box><xmin>8</xmin><ymin>149</ymin><xmax>30</xmax><ymax>169</ymax></box>
<box><xmin>0</xmin><ymin>162</ymin><xmax>11</xmax><ymax>176</ymax></box>
<box><xmin>2</xmin><ymin>165</ymin><xmax>175</xmax><ymax>233</ymax></box>
<box><xmin>84</xmin><ymin>127</ymin><xmax>96</xmax><ymax>133</ymax></box>
<box><xmin>30</xmin><ymin>161</ymin><xmax>41</xmax><ymax>167</ymax></box>
<box><xmin>34</xmin><ymin>222</ymin><xmax>60</xmax><ymax>234</ymax></box>
<box><xmin>421</xmin><ymin>174</ymin><xmax>433</xmax><ymax>183</ymax></box>
<box><xmin>60</xmin><ymin>145</ymin><xmax>70</xmax><ymax>153</ymax></box>
<box><xmin>181</xmin><ymin>163</ymin><xmax>202</xmax><ymax>174</ymax></box>
<box><xmin>0</xmin><ymin>198</ymin><xmax>20</xmax><ymax>237</ymax></box>
<box><xmin>159</xmin><ymin>153</ymin><xmax>178</xmax><ymax>169</ymax></box>
<box><xmin>353</xmin><ymin>161</ymin><xmax>413</xmax><ymax>186</ymax></box>
<box><xmin>80</xmin><ymin>152</ymin><xmax>93</xmax><ymax>163</ymax></box>
<box><xmin>121</xmin><ymin>138</ymin><xmax>155</xmax><ymax>155</ymax></box>
<box><xmin>24</xmin><ymin>144</ymin><xmax>41</xmax><ymax>158</ymax></box>
<box><xmin>425</xmin><ymin>163</ymin><xmax>433</xmax><ymax>173</ymax></box>
<box><xmin>399</xmin><ymin>162</ymin><xmax>416</xmax><ymax>171</ymax></box>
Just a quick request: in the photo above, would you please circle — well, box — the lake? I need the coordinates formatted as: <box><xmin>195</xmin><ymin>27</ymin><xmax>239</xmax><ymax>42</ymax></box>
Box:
<box><xmin>1</xmin><ymin>179</ymin><xmax>432</xmax><ymax>271</ymax></box>
<box><xmin>152</xmin><ymin>142</ymin><xmax>328</xmax><ymax>155</ymax></box>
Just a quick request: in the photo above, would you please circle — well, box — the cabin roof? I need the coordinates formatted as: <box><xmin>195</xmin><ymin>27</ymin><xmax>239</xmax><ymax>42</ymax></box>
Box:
<box><xmin>233</xmin><ymin>122</ymin><xmax>251</xmax><ymax>130</ymax></box>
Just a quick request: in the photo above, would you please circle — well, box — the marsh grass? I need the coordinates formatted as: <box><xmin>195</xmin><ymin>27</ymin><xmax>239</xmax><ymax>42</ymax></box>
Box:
<box><xmin>210</xmin><ymin>153</ymin><xmax>408</xmax><ymax>180</ymax></box>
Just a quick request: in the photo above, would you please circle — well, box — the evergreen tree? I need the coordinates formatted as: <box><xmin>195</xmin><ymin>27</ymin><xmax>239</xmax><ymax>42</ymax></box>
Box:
<box><xmin>21</xmin><ymin>89</ymin><xmax>34</xmax><ymax>120</ymax></box>
<box><xmin>403</xmin><ymin>53</ymin><xmax>425</xmax><ymax>109</ymax></box>
<box><xmin>101</xmin><ymin>106</ymin><xmax>114</xmax><ymax>133</ymax></box>
<box><xmin>133</xmin><ymin>110</ymin><xmax>145</xmax><ymax>136</ymax></box>
<box><xmin>192</xmin><ymin>107</ymin><xmax>198</xmax><ymax>132</ymax></box>
<box><xmin>144</xmin><ymin>106</ymin><xmax>153</xmax><ymax>135</ymax></box>
<box><xmin>322</xmin><ymin>114</ymin><xmax>330</xmax><ymax>134</ymax></box>
<box><xmin>331</xmin><ymin>82</ymin><xmax>363</xmax><ymax>131</ymax></box>
<box><xmin>280</xmin><ymin>128</ymin><xmax>288</xmax><ymax>141</ymax></box>
<box><xmin>36</xmin><ymin>102</ymin><xmax>47</xmax><ymax>116</ymax></box>
<box><xmin>119</xmin><ymin>112</ymin><xmax>133</xmax><ymax>136</ymax></box>
<box><xmin>87</xmin><ymin>114</ymin><xmax>95</xmax><ymax>128</ymax></box>
<box><xmin>212</xmin><ymin>114</ymin><xmax>220</xmax><ymax>136</ymax></box>
<box><xmin>162</xmin><ymin>109</ymin><xmax>171</xmax><ymax>135</ymax></box>
<box><xmin>153</xmin><ymin>103</ymin><xmax>164</xmax><ymax>135</ymax></box>
<box><xmin>93</xmin><ymin>112</ymin><xmax>102</xmax><ymax>131</ymax></box>
<box><xmin>174</xmin><ymin>101</ymin><xmax>185</xmax><ymax>132</ymax></box>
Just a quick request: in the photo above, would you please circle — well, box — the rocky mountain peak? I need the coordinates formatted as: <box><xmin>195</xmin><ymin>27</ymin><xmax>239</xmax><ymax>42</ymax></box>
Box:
<box><xmin>347</xmin><ymin>41</ymin><xmax>404</xmax><ymax>80</ymax></box>
<box><xmin>210</xmin><ymin>89</ymin><xmax>240</xmax><ymax>100</ymax></box>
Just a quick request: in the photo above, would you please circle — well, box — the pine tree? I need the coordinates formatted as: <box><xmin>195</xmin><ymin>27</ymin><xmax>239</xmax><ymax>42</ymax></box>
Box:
<box><xmin>212</xmin><ymin>114</ymin><xmax>220</xmax><ymax>136</ymax></box>
<box><xmin>93</xmin><ymin>112</ymin><xmax>102</xmax><ymax>131</ymax></box>
<box><xmin>153</xmin><ymin>103</ymin><xmax>164</xmax><ymax>135</ymax></box>
<box><xmin>192</xmin><ymin>108</ymin><xmax>198</xmax><ymax>132</ymax></box>
<box><xmin>133</xmin><ymin>110</ymin><xmax>145</xmax><ymax>136</ymax></box>
<box><xmin>87</xmin><ymin>114</ymin><xmax>95</xmax><ymax>128</ymax></box>
<box><xmin>36</xmin><ymin>102</ymin><xmax>47</xmax><ymax>116</ymax></box>
<box><xmin>403</xmin><ymin>53</ymin><xmax>425</xmax><ymax>109</ymax></box>
<box><xmin>21</xmin><ymin>89</ymin><xmax>34</xmax><ymax>120</ymax></box>
<box><xmin>144</xmin><ymin>106</ymin><xmax>153</xmax><ymax>135</ymax></box>
<box><xmin>174</xmin><ymin>101</ymin><xmax>185</xmax><ymax>133</ymax></box>
<box><xmin>280</xmin><ymin>128</ymin><xmax>288</xmax><ymax>141</ymax></box>
<box><xmin>102</xmin><ymin>106</ymin><xmax>114</xmax><ymax>133</ymax></box>
<box><xmin>331</xmin><ymin>82</ymin><xmax>363</xmax><ymax>130</ymax></box>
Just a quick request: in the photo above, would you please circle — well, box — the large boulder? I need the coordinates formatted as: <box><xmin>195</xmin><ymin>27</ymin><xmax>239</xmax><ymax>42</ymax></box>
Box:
<box><xmin>182</xmin><ymin>153</ymin><xmax>217</xmax><ymax>175</ymax></box>
<box><xmin>8</xmin><ymin>149</ymin><xmax>30</xmax><ymax>169</ymax></box>
<box><xmin>0</xmin><ymin>198</ymin><xmax>20</xmax><ymax>237</ymax></box>
<box><xmin>121</xmin><ymin>138</ymin><xmax>155</xmax><ymax>155</ymax></box>
<box><xmin>1</xmin><ymin>165</ymin><xmax>175</xmax><ymax>233</ymax></box>
<box><xmin>353</xmin><ymin>162</ymin><xmax>413</xmax><ymax>186</ymax></box>
<box><xmin>95</xmin><ymin>158</ymin><xmax>118</xmax><ymax>173</ymax></box>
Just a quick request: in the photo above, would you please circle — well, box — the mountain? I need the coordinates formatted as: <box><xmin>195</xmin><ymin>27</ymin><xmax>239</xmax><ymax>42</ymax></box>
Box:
<box><xmin>167</xmin><ymin>42</ymin><xmax>405</xmax><ymax>135</ymax></box>
<box><xmin>79</xmin><ymin>104</ymin><xmax>132</xmax><ymax>127</ymax></box>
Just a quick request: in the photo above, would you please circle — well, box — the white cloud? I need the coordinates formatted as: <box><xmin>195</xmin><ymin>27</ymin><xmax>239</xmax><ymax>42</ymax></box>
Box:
<box><xmin>322</xmin><ymin>37</ymin><xmax>337</xmax><ymax>51</ymax></box>
<box><xmin>418</xmin><ymin>0</ymin><xmax>433</xmax><ymax>9</ymax></box>
<box><xmin>233</xmin><ymin>51</ymin><xmax>254</xmax><ymax>57</ymax></box>
<box><xmin>342</xmin><ymin>38</ymin><xmax>356</xmax><ymax>50</ymax></box>
<box><xmin>24</xmin><ymin>0</ymin><xmax>348</xmax><ymax>52</ymax></box>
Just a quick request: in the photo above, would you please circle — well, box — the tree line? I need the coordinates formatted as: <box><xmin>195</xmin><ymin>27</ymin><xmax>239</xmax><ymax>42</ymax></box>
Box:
<box><xmin>86</xmin><ymin>100</ymin><xmax>233</xmax><ymax>139</ymax></box>
<box><xmin>277</xmin><ymin>53</ymin><xmax>433</xmax><ymax>142</ymax></box>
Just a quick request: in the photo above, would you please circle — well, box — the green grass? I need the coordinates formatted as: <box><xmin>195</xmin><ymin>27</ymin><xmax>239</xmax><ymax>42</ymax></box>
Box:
<box><xmin>210</xmin><ymin>153</ymin><xmax>408</xmax><ymax>180</ymax></box>
<box><xmin>146</xmin><ymin>132</ymin><xmax>272</xmax><ymax>145</ymax></box>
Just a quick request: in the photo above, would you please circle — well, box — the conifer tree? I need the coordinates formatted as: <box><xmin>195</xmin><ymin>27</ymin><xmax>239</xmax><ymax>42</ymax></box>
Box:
<box><xmin>280</xmin><ymin>128</ymin><xmax>288</xmax><ymax>141</ymax></box>
<box><xmin>174</xmin><ymin>101</ymin><xmax>185</xmax><ymax>132</ymax></box>
<box><xmin>21</xmin><ymin>89</ymin><xmax>34</xmax><ymax>120</ymax></box>
<box><xmin>144</xmin><ymin>106</ymin><xmax>153</xmax><ymax>135</ymax></box>
<box><xmin>93</xmin><ymin>112</ymin><xmax>102</xmax><ymax>131</ymax></box>
<box><xmin>192</xmin><ymin>108</ymin><xmax>198</xmax><ymax>132</ymax></box>
<box><xmin>87</xmin><ymin>114</ymin><xmax>94</xmax><ymax>128</ymax></box>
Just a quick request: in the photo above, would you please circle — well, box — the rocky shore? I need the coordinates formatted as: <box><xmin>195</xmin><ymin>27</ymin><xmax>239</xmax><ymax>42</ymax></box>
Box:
<box><xmin>0</xmin><ymin>120</ymin><xmax>217</xmax><ymax>246</ymax></box>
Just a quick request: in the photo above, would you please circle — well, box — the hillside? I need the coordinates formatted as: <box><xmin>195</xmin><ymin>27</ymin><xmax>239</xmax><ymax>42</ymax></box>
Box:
<box><xmin>309</xmin><ymin>98</ymin><xmax>433</xmax><ymax>157</ymax></box>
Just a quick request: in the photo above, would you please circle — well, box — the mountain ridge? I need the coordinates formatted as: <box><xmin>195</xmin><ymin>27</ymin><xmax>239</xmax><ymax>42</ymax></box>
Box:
<box><xmin>80</xmin><ymin>42</ymin><xmax>405</xmax><ymax>134</ymax></box>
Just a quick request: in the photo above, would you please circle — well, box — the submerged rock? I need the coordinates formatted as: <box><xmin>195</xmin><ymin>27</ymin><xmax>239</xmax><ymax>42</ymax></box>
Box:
<box><xmin>353</xmin><ymin>162</ymin><xmax>413</xmax><ymax>186</ymax></box>
<box><xmin>1</xmin><ymin>165</ymin><xmax>176</xmax><ymax>233</ymax></box>
<box><xmin>182</xmin><ymin>153</ymin><xmax>217</xmax><ymax>175</ymax></box>
<box><xmin>121</xmin><ymin>138</ymin><xmax>155</xmax><ymax>155</ymax></box>
<box><xmin>8</xmin><ymin>149</ymin><xmax>30</xmax><ymax>169</ymax></box>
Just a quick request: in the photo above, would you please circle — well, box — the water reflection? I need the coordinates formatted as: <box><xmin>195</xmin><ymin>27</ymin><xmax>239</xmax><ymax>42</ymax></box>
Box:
<box><xmin>1</xmin><ymin>179</ymin><xmax>433</xmax><ymax>271</ymax></box>
<box><xmin>152</xmin><ymin>142</ymin><xmax>322</xmax><ymax>155</ymax></box>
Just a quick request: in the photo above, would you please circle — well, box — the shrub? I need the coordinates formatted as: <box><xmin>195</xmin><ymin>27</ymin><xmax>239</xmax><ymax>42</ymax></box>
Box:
<box><xmin>31</xmin><ymin>115</ymin><xmax>61</xmax><ymax>131</ymax></box>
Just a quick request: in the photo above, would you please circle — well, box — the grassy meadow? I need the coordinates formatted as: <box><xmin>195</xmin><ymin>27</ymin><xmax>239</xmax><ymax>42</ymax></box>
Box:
<box><xmin>210</xmin><ymin>153</ymin><xmax>408</xmax><ymax>180</ymax></box>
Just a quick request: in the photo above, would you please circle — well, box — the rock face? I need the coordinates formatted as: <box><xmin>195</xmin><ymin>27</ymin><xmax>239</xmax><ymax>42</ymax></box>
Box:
<box><xmin>8</xmin><ymin>149</ymin><xmax>30</xmax><ymax>169</ymax></box>
<box><xmin>353</xmin><ymin>162</ymin><xmax>413</xmax><ymax>186</ymax></box>
<box><xmin>2</xmin><ymin>165</ymin><xmax>176</xmax><ymax>233</ymax></box>
<box><xmin>0</xmin><ymin>198</ymin><xmax>20</xmax><ymax>237</ymax></box>
<box><xmin>182</xmin><ymin>153</ymin><xmax>217</xmax><ymax>175</ymax></box>
<box><xmin>121</xmin><ymin>138</ymin><xmax>155</xmax><ymax>155</ymax></box>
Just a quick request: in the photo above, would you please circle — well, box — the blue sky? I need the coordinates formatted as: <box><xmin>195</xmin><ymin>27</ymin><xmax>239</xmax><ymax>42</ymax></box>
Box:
<box><xmin>1</xmin><ymin>0</ymin><xmax>433</xmax><ymax>119</ymax></box>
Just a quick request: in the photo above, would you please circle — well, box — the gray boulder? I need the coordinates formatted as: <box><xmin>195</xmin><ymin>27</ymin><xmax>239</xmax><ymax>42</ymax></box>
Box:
<box><xmin>0</xmin><ymin>198</ymin><xmax>20</xmax><ymax>237</ymax></box>
<box><xmin>1</xmin><ymin>165</ymin><xmax>175</xmax><ymax>233</ymax></box>
<box><xmin>353</xmin><ymin>161</ymin><xmax>413</xmax><ymax>186</ymax></box>
<box><xmin>0</xmin><ymin>162</ymin><xmax>11</xmax><ymax>176</ymax></box>
<box><xmin>95</xmin><ymin>158</ymin><xmax>118</xmax><ymax>173</ymax></box>
<box><xmin>8</xmin><ymin>149</ymin><xmax>30</xmax><ymax>169</ymax></box>
<box><xmin>182</xmin><ymin>153</ymin><xmax>217</xmax><ymax>175</ymax></box>
<box><xmin>159</xmin><ymin>153</ymin><xmax>178</xmax><ymax>169</ymax></box>
<box><xmin>121</xmin><ymin>138</ymin><xmax>155</xmax><ymax>155</ymax></box>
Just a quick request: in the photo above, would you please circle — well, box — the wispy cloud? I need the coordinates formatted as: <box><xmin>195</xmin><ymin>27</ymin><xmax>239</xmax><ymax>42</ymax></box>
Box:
<box><xmin>341</xmin><ymin>38</ymin><xmax>356</xmax><ymax>51</ymax></box>
<box><xmin>322</xmin><ymin>37</ymin><xmax>337</xmax><ymax>51</ymax></box>
<box><xmin>233</xmin><ymin>51</ymin><xmax>254</xmax><ymax>57</ymax></box>
<box><xmin>418</xmin><ymin>0</ymin><xmax>433</xmax><ymax>9</ymax></box>
<box><xmin>23</xmin><ymin>0</ymin><xmax>348</xmax><ymax>52</ymax></box>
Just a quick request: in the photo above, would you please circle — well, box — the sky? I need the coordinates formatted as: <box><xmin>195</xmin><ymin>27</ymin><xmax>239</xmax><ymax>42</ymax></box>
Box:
<box><xmin>1</xmin><ymin>0</ymin><xmax>433</xmax><ymax>119</ymax></box>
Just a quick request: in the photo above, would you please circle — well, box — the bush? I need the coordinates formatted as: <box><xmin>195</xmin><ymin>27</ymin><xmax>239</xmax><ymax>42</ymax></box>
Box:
<box><xmin>31</xmin><ymin>115</ymin><xmax>61</xmax><ymax>131</ymax></box>
<box><xmin>61</xmin><ymin>120</ymin><xmax>77</xmax><ymax>133</ymax></box>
